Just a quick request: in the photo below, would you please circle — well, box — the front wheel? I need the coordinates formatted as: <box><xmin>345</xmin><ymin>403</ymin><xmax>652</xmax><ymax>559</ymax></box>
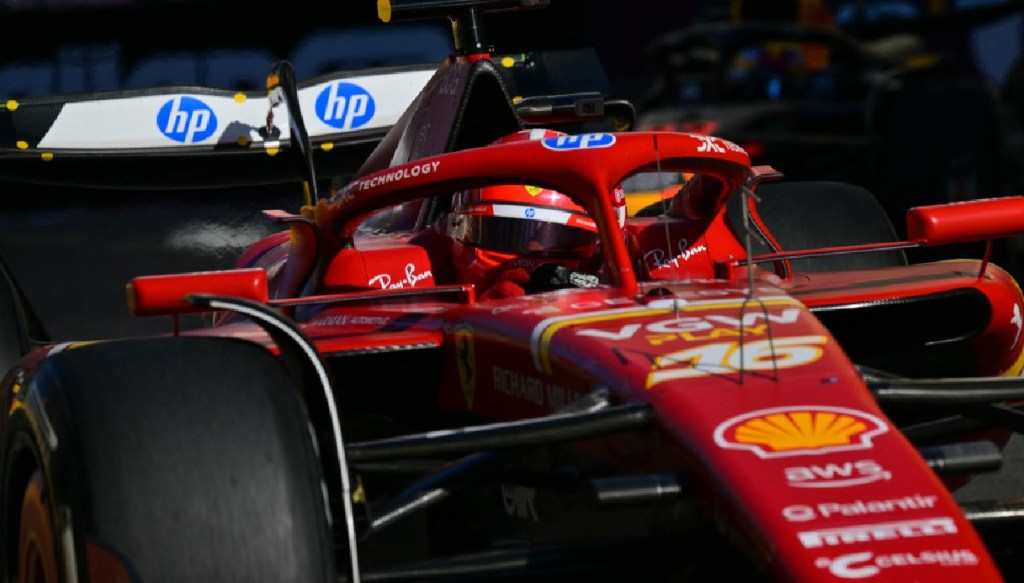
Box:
<box><xmin>15</xmin><ymin>470</ymin><xmax>57</xmax><ymax>583</ymax></box>
<box><xmin>1</xmin><ymin>336</ymin><xmax>337</xmax><ymax>583</ymax></box>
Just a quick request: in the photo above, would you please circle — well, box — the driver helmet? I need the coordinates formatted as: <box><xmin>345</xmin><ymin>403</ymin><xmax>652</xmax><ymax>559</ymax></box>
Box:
<box><xmin>449</xmin><ymin>129</ymin><xmax>604</xmax><ymax>290</ymax></box>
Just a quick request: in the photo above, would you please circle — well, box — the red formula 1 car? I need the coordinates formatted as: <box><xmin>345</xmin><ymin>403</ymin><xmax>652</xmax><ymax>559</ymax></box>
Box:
<box><xmin>4</xmin><ymin>1</ymin><xmax>1024</xmax><ymax>581</ymax></box>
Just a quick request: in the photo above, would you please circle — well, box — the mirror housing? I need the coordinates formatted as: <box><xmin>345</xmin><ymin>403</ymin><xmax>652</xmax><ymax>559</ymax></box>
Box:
<box><xmin>127</xmin><ymin>268</ymin><xmax>269</xmax><ymax>317</ymax></box>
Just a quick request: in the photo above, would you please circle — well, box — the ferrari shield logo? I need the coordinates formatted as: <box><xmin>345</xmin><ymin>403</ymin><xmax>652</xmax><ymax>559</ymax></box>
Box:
<box><xmin>455</xmin><ymin>325</ymin><xmax>476</xmax><ymax>409</ymax></box>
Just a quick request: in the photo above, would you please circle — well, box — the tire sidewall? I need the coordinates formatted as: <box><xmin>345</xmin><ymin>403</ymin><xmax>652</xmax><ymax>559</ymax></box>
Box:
<box><xmin>2</xmin><ymin>337</ymin><xmax>337</xmax><ymax>583</ymax></box>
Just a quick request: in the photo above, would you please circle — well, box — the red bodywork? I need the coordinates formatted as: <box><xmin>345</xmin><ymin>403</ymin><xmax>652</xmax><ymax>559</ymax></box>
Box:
<box><xmin>126</xmin><ymin>129</ymin><xmax>1024</xmax><ymax>582</ymax></box>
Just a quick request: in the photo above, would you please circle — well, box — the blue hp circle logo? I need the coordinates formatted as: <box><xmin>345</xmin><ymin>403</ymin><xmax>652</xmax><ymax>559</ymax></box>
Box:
<box><xmin>524</xmin><ymin>208</ymin><xmax>536</xmax><ymax>219</ymax></box>
<box><xmin>315</xmin><ymin>82</ymin><xmax>375</xmax><ymax>130</ymax></box>
<box><xmin>157</xmin><ymin>96</ymin><xmax>217</xmax><ymax>143</ymax></box>
<box><xmin>541</xmin><ymin>133</ymin><xmax>616</xmax><ymax>151</ymax></box>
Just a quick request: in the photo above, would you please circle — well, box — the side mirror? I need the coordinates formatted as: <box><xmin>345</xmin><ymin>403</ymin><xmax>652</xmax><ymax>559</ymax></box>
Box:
<box><xmin>906</xmin><ymin>197</ymin><xmax>1024</xmax><ymax>247</ymax></box>
<box><xmin>127</xmin><ymin>268</ymin><xmax>269</xmax><ymax>317</ymax></box>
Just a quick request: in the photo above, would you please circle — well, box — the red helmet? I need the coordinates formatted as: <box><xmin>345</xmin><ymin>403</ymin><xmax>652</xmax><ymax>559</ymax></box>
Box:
<box><xmin>449</xmin><ymin>129</ymin><xmax>601</xmax><ymax>289</ymax></box>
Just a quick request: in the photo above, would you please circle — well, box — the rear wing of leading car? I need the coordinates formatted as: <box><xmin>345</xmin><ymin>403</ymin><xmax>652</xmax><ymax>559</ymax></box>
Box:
<box><xmin>0</xmin><ymin>50</ymin><xmax>628</xmax><ymax>190</ymax></box>
<box><xmin>0</xmin><ymin>0</ymin><xmax>628</xmax><ymax>191</ymax></box>
<box><xmin>0</xmin><ymin>63</ymin><xmax>437</xmax><ymax>189</ymax></box>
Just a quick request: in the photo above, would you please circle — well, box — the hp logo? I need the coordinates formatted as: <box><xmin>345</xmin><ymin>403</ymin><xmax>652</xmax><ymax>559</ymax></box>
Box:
<box><xmin>541</xmin><ymin>133</ymin><xmax>616</xmax><ymax>151</ymax></box>
<box><xmin>315</xmin><ymin>82</ymin><xmax>375</xmax><ymax>130</ymax></box>
<box><xmin>157</xmin><ymin>96</ymin><xmax>217</xmax><ymax>143</ymax></box>
<box><xmin>524</xmin><ymin>208</ymin><xmax>536</xmax><ymax>218</ymax></box>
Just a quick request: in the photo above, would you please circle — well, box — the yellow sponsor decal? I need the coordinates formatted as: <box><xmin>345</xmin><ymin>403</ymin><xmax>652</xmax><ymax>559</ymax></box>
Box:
<box><xmin>714</xmin><ymin>406</ymin><xmax>888</xmax><ymax>459</ymax></box>
<box><xmin>645</xmin><ymin>324</ymin><xmax>768</xmax><ymax>346</ymax></box>
<box><xmin>645</xmin><ymin>335</ymin><xmax>826</xmax><ymax>387</ymax></box>
<box><xmin>531</xmin><ymin>296</ymin><xmax>798</xmax><ymax>374</ymax></box>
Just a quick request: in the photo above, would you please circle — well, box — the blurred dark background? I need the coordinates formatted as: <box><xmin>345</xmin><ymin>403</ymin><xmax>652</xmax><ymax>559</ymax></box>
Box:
<box><xmin>0</xmin><ymin>0</ymin><xmax>1020</xmax><ymax>104</ymax></box>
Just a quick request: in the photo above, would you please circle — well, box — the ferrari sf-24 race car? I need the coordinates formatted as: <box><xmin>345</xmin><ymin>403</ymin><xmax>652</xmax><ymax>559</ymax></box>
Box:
<box><xmin>4</xmin><ymin>1</ymin><xmax>1024</xmax><ymax>582</ymax></box>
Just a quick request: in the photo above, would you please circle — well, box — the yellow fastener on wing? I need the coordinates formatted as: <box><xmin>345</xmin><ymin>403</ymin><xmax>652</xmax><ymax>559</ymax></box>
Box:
<box><xmin>6</xmin><ymin>100</ymin><xmax>17</xmax><ymax>111</ymax></box>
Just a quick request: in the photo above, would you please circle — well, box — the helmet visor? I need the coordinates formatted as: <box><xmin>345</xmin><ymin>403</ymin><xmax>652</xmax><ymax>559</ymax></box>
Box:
<box><xmin>452</xmin><ymin>203</ymin><xmax>599</xmax><ymax>257</ymax></box>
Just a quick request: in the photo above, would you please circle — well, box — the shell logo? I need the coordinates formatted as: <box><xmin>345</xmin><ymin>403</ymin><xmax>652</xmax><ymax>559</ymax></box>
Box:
<box><xmin>714</xmin><ymin>406</ymin><xmax>888</xmax><ymax>459</ymax></box>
